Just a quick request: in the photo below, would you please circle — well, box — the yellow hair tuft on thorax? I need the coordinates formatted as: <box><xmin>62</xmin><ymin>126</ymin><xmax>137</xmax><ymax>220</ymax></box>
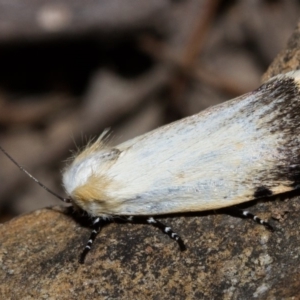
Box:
<box><xmin>71</xmin><ymin>173</ymin><xmax>121</xmax><ymax>215</ymax></box>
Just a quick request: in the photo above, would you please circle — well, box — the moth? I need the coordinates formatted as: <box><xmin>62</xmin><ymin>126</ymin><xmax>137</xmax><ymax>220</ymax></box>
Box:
<box><xmin>2</xmin><ymin>71</ymin><xmax>300</xmax><ymax>263</ymax></box>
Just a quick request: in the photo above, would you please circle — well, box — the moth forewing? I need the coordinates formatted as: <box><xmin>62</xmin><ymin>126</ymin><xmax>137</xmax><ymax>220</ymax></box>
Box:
<box><xmin>63</xmin><ymin>70</ymin><xmax>300</xmax><ymax>218</ymax></box>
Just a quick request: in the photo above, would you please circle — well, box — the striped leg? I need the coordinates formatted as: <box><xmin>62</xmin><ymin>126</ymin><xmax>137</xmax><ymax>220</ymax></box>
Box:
<box><xmin>125</xmin><ymin>216</ymin><xmax>186</xmax><ymax>251</ymax></box>
<box><xmin>226</xmin><ymin>208</ymin><xmax>274</xmax><ymax>231</ymax></box>
<box><xmin>146</xmin><ymin>217</ymin><xmax>186</xmax><ymax>251</ymax></box>
<box><xmin>79</xmin><ymin>217</ymin><xmax>102</xmax><ymax>264</ymax></box>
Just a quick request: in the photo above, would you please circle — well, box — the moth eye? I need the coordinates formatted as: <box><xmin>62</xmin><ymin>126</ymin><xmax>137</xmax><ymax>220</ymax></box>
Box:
<box><xmin>65</xmin><ymin>197</ymin><xmax>72</xmax><ymax>203</ymax></box>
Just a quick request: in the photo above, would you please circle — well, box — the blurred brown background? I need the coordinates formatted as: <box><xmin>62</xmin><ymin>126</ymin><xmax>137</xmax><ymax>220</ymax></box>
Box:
<box><xmin>0</xmin><ymin>0</ymin><xmax>299</xmax><ymax>222</ymax></box>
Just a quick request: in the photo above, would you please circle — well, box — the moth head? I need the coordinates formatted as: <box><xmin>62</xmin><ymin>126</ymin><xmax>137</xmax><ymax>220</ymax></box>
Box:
<box><xmin>62</xmin><ymin>147</ymin><xmax>121</xmax><ymax>216</ymax></box>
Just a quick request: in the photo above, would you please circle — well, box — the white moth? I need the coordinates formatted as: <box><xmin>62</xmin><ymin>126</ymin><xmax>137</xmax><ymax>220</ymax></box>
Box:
<box><xmin>2</xmin><ymin>71</ymin><xmax>300</xmax><ymax>263</ymax></box>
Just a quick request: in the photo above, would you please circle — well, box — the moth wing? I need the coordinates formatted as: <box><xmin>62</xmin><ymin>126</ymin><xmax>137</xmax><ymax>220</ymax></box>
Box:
<box><xmin>104</xmin><ymin>72</ymin><xmax>300</xmax><ymax>215</ymax></box>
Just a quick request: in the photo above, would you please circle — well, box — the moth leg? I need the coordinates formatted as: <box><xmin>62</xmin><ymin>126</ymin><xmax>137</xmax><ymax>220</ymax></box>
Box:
<box><xmin>146</xmin><ymin>217</ymin><xmax>186</xmax><ymax>251</ymax></box>
<box><xmin>227</xmin><ymin>208</ymin><xmax>274</xmax><ymax>231</ymax></box>
<box><xmin>125</xmin><ymin>216</ymin><xmax>186</xmax><ymax>250</ymax></box>
<box><xmin>79</xmin><ymin>217</ymin><xmax>103</xmax><ymax>264</ymax></box>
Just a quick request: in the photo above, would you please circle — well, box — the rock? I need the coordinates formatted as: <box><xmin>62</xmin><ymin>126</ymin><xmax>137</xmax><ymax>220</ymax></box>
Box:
<box><xmin>0</xmin><ymin>193</ymin><xmax>299</xmax><ymax>299</ymax></box>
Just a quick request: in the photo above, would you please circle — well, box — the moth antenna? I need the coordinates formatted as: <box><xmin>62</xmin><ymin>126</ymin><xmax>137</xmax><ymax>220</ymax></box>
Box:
<box><xmin>0</xmin><ymin>145</ymin><xmax>71</xmax><ymax>203</ymax></box>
